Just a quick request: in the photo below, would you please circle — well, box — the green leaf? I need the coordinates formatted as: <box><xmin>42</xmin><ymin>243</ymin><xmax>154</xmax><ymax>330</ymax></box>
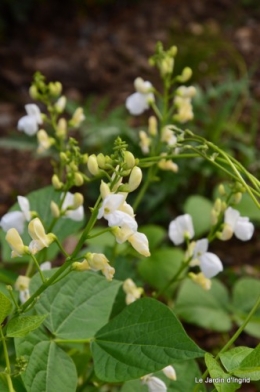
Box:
<box><xmin>232</xmin><ymin>278</ymin><xmax>260</xmax><ymax>338</ymax></box>
<box><xmin>138</xmin><ymin>248</ymin><xmax>184</xmax><ymax>297</ymax></box>
<box><xmin>231</xmin><ymin>345</ymin><xmax>260</xmax><ymax>381</ymax></box>
<box><xmin>174</xmin><ymin>279</ymin><xmax>232</xmax><ymax>332</ymax></box>
<box><xmin>31</xmin><ymin>270</ymin><xmax>121</xmax><ymax>339</ymax></box>
<box><xmin>205</xmin><ymin>353</ymin><xmax>241</xmax><ymax>392</ymax></box>
<box><xmin>184</xmin><ymin>195</ymin><xmax>213</xmax><ymax>236</ymax></box>
<box><xmin>0</xmin><ymin>291</ymin><xmax>12</xmax><ymax>324</ymax></box>
<box><xmin>235</xmin><ymin>193</ymin><xmax>260</xmax><ymax>222</ymax></box>
<box><xmin>1</xmin><ymin>186</ymin><xmax>84</xmax><ymax>262</ymax></box>
<box><xmin>15</xmin><ymin>326</ymin><xmax>78</xmax><ymax>392</ymax></box>
<box><xmin>91</xmin><ymin>297</ymin><xmax>204</xmax><ymax>382</ymax></box>
<box><xmin>219</xmin><ymin>347</ymin><xmax>253</xmax><ymax>373</ymax></box>
<box><xmin>7</xmin><ymin>314</ymin><xmax>47</xmax><ymax>337</ymax></box>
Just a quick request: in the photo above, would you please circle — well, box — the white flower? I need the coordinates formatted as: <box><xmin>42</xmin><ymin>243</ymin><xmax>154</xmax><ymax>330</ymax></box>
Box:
<box><xmin>162</xmin><ymin>365</ymin><xmax>177</xmax><ymax>380</ymax></box>
<box><xmin>0</xmin><ymin>196</ymin><xmax>31</xmax><ymax>234</ymax></box>
<box><xmin>168</xmin><ymin>214</ymin><xmax>194</xmax><ymax>245</ymax></box>
<box><xmin>128</xmin><ymin>232</ymin><xmax>150</xmax><ymax>257</ymax></box>
<box><xmin>222</xmin><ymin>207</ymin><xmax>254</xmax><ymax>241</ymax></box>
<box><xmin>122</xmin><ymin>278</ymin><xmax>143</xmax><ymax>304</ymax></box>
<box><xmin>61</xmin><ymin>192</ymin><xmax>84</xmax><ymax>221</ymax></box>
<box><xmin>126</xmin><ymin>78</ymin><xmax>154</xmax><ymax>115</ymax></box>
<box><xmin>142</xmin><ymin>375</ymin><xmax>167</xmax><ymax>392</ymax></box>
<box><xmin>17</xmin><ymin>104</ymin><xmax>42</xmax><ymax>136</ymax></box>
<box><xmin>85</xmin><ymin>253</ymin><xmax>115</xmax><ymax>281</ymax></box>
<box><xmin>191</xmin><ymin>238</ymin><xmax>223</xmax><ymax>278</ymax></box>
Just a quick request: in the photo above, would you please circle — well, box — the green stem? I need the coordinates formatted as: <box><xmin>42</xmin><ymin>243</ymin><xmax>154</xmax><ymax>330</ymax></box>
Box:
<box><xmin>30</xmin><ymin>254</ymin><xmax>46</xmax><ymax>283</ymax></box>
<box><xmin>0</xmin><ymin>327</ymin><xmax>15</xmax><ymax>392</ymax></box>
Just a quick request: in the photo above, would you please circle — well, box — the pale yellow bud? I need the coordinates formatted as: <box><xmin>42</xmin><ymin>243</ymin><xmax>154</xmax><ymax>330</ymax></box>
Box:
<box><xmin>139</xmin><ymin>130</ymin><xmax>151</xmax><ymax>154</ymax></box>
<box><xmin>60</xmin><ymin>152</ymin><xmax>68</xmax><ymax>163</ymax></box>
<box><xmin>72</xmin><ymin>259</ymin><xmax>90</xmax><ymax>271</ymax></box>
<box><xmin>177</xmin><ymin>67</ymin><xmax>193</xmax><ymax>82</ymax></box>
<box><xmin>55</xmin><ymin>96</ymin><xmax>66</xmax><ymax>113</ymax></box>
<box><xmin>73</xmin><ymin>193</ymin><xmax>84</xmax><ymax>209</ymax></box>
<box><xmin>97</xmin><ymin>153</ymin><xmax>106</xmax><ymax>169</ymax></box>
<box><xmin>134</xmin><ymin>77</ymin><xmax>149</xmax><ymax>93</ymax></box>
<box><xmin>168</xmin><ymin>45</ymin><xmax>178</xmax><ymax>57</ymax></box>
<box><xmin>52</xmin><ymin>174</ymin><xmax>63</xmax><ymax>190</ymax></box>
<box><xmin>70</xmin><ymin>107</ymin><xmax>85</xmax><ymax>127</ymax></box>
<box><xmin>122</xmin><ymin>278</ymin><xmax>143</xmax><ymax>304</ymax></box>
<box><xmin>161</xmin><ymin>126</ymin><xmax>177</xmax><ymax>146</ymax></box>
<box><xmin>50</xmin><ymin>201</ymin><xmax>60</xmax><ymax>218</ymax></box>
<box><xmin>128</xmin><ymin>232</ymin><xmax>150</xmax><ymax>257</ymax></box>
<box><xmin>232</xmin><ymin>192</ymin><xmax>242</xmax><ymax>205</ymax></box>
<box><xmin>100</xmin><ymin>180</ymin><xmax>111</xmax><ymax>199</ymax></box>
<box><xmin>218</xmin><ymin>184</ymin><xmax>226</xmax><ymax>196</ymax></box>
<box><xmin>82</xmin><ymin>154</ymin><xmax>89</xmax><ymax>164</ymax></box>
<box><xmin>37</xmin><ymin>129</ymin><xmax>53</xmax><ymax>153</ymax></box>
<box><xmin>162</xmin><ymin>365</ymin><xmax>177</xmax><ymax>381</ymax></box>
<box><xmin>87</xmin><ymin>154</ymin><xmax>100</xmax><ymax>176</ymax></box>
<box><xmin>48</xmin><ymin>81</ymin><xmax>62</xmax><ymax>96</ymax></box>
<box><xmin>160</xmin><ymin>57</ymin><xmax>174</xmax><ymax>76</ymax></box>
<box><xmin>15</xmin><ymin>275</ymin><xmax>30</xmax><ymax>291</ymax></box>
<box><xmin>74</xmin><ymin>172</ymin><xmax>84</xmax><ymax>186</ymax></box>
<box><xmin>128</xmin><ymin>166</ymin><xmax>142</xmax><ymax>192</ymax></box>
<box><xmin>214</xmin><ymin>198</ymin><xmax>222</xmax><ymax>214</ymax></box>
<box><xmin>29</xmin><ymin>85</ymin><xmax>38</xmax><ymax>100</ymax></box>
<box><xmin>189</xmin><ymin>272</ymin><xmax>212</xmax><ymax>290</ymax></box>
<box><xmin>56</xmin><ymin>118</ymin><xmax>67</xmax><ymax>138</ymax></box>
<box><xmin>86</xmin><ymin>252</ymin><xmax>108</xmax><ymax>270</ymax></box>
<box><xmin>28</xmin><ymin>218</ymin><xmax>55</xmax><ymax>254</ymax></box>
<box><xmin>217</xmin><ymin>224</ymin><xmax>233</xmax><ymax>241</ymax></box>
<box><xmin>6</xmin><ymin>228</ymin><xmax>28</xmax><ymax>258</ymax></box>
<box><xmin>210</xmin><ymin>210</ymin><xmax>218</xmax><ymax>226</ymax></box>
<box><xmin>148</xmin><ymin>116</ymin><xmax>158</xmax><ymax>136</ymax></box>
<box><xmin>124</xmin><ymin>151</ymin><xmax>136</xmax><ymax>170</ymax></box>
<box><xmin>158</xmin><ymin>156</ymin><xmax>178</xmax><ymax>173</ymax></box>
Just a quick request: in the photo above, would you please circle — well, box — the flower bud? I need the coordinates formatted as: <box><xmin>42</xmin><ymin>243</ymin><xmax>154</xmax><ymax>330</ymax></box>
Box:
<box><xmin>70</xmin><ymin>107</ymin><xmax>85</xmax><ymax>127</ymax></box>
<box><xmin>134</xmin><ymin>77</ymin><xmax>149</xmax><ymax>93</ymax></box>
<box><xmin>73</xmin><ymin>193</ymin><xmax>84</xmax><ymax>209</ymax></box>
<box><xmin>72</xmin><ymin>259</ymin><xmax>90</xmax><ymax>271</ymax></box>
<box><xmin>160</xmin><ymin>57</ymin><xmax>174</xmax><ymax>76</ymax></box>
<box><xmin>15</xmin><ymin>275</ymin><xmax>30</xmax><ymax>291</ymax></box>
<box><xmin>168</xmin><ymin>45</ymin><xmax>178</xmax><ymax>57</ymax></box>
<box><xmin>6</xmin><ymin>229</ymin><xmax>28</xmax><ymax>258</ymax></box>
<box><xmin>50</xmin><ymin>201</ymin><xmax>60</xmax><ymax>218</ymax></box>
<box><xmin>29</xmin><ymin>85</ymin><xmax>39</xmax><ymax>100</ymax></box>
<box><xmin>87</xmin><ymin>154</ymin><xmax>99</xmax><ymax>176</ymax></box>
<box><xmin>56</xmin><ymin>118</ymin><xmax>67</xmax><ymax>138</ymax></box>
<box><xmin>232</xmin><ymin>192</ymin><xmax>242</xmax><ymax>205</ymax></box>
<box><xmin>148</xmin><ymin>116</ymin><xmax>158</xmax><ymax>136</ymax></box>
<box><xmin>55</xmin><ymin>96</ymin><xmax>66</xmax><ymax>113</ymax></box>
<box><xmin>74</xmin><ymin>172</ymin><xmax>84</xmax><ymax>186</ymax></box>
<box><xmin>52</xmin><ymin>174</ymin><xmax>63</xmax><ymax>190</ymax></box>
<box><xmin>96</xmin><ymin>153</ymin><xmax>106</xmax><ymax>169</ymax></box>
<box><xmin>189</xmin><ymin>272</ymin><xmax>212</xmax><ymax>290</ymax></box>
<box><xmin>124</xmin><ymin>151</ymin><xmax>136</xmax><ymax>170</ymax></box>
<box><xmin>162</xmin><ymin>365</ymin><xmax>177</xmax><ymax>380</ymax></box>
<box><xmin>100</xmin><ymin>180</ymin><xmax>111</xmax><ymax>199</ymax></box>
<box><xmin>128</xmin><ymin>166</ymin><xmax>142</xmax><ymax>192</ymax></box>
<box><xmin>128</xmin><ymin>232</ymin><xmax>150</xmax><ymax>257</ymax></box>
<box><xmin>48</xmin><ymin>81</ymin><xmax>62</xmax><ymax>96</ymax></box>
<box><xmin>177</xmin><ymin>67</ymin><xmax>192</xmax><ymax>82</ymax></box>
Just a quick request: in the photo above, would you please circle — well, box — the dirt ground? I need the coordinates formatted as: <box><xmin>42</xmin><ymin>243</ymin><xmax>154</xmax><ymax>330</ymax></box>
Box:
<box><xmin>0</xmin><ymin>1</ymin><xmax>260</xmax><ymax>390</ymax></box>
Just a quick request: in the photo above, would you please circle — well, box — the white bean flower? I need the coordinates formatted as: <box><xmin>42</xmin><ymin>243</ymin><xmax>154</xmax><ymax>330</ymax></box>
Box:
<box><xmin>168</xmin><ymin>214</ymin><xmax>194</xmax><ymax>245</ymax></box>
<box><xmin>126</xmin><ymin>77</ymin><xmax>154</xmax><ymax>115</ymax></box>
<box><xmin>190</xmin><ymin>238</ymin><xmax>223</xmax><ymax>278</ymax></box>
<box><xmin>220</xmin><ymin>207</ymin><xmax>254</xmax><ymax>241</ymax></box>
<box><xmin>0</xmin><ymin>196</ymin><xmax>31</xmax><ymax>234</ymax></box>
<box><xmin>17</xmin><ymin>104</ymin><xmax>43</xmax><ymax>136</ymax></box>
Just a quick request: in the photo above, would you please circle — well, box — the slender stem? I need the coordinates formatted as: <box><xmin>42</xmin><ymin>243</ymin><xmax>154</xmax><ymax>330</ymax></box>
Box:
<box><xmin>0</xmin><ymin>327</ymin><xmax>15</xmax><ymax>392</ymax></box>
<box><xmin>31</xmin><ymin>254</ymin><xmax>46</xmax><ymax>283</ymax></box>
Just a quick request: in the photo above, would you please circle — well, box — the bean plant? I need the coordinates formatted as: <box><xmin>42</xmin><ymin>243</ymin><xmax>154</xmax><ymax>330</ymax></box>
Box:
<box><xmin>0</xmin><ymin>42</ymin><xmax>260</xmax><ymax>392</ymax></box>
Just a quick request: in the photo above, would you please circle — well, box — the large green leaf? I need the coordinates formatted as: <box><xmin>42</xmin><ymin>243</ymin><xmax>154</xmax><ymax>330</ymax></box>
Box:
<box><xmin>232</xmin><ymin>278</ymin><xmax>260</xmax><ymax>338</ymax></box>
<box><xmin>183</xmin><ymin>195</ymin><xmax>213</xmax><ymax>236</ymax></box>
<box><xmin>15</xmin><ymin>326</ymin><xmax>78</xmax><ymax>392</ymax></box>
<box><xmin>31</xmin><ymin>270</ymin><xmax>121</xmax><ymax>339</ymax></box>
<box><xmin>0</xmin><ymin>291</ymin><xmax>12</xmax><ymax>324</ymax></box>
<box><xmin>174</xmin><ymin>279</ymin><xmax>232</xmax><ymax>332</ymax></box>
<box><xmin>219</xmin><ymin>347</ymin><xmax>253</xmax><ymax>374</ymax></box>
<box><xmin>138</xmin><ymin>248</ymin><xmax>184</xmax><ymax>297</ymax></box>
<box><xmin>91</xmin><ymin>297</ymin><xmax>204</xmax><ymax>382</ymax></box>
<box><xmin>1</xmin><ymin>186</ymin><xmax>84</xmax><ymax>262</ymax></box>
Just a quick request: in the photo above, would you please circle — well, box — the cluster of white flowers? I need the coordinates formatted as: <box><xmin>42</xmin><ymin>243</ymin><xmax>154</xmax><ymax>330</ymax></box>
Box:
<box><xmin>97</xmin><ymin>180</ymin><xmax>150</xmax><ymax>257</ymax></box>
<box><xmin>168</xmin><ymin>207</ymin><xmax>254</xmax><ymax>289</ymax></box>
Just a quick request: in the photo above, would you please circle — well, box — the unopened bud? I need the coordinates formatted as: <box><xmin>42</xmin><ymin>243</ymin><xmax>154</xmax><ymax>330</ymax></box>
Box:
<box><xmin>87</xmin><ymin>154</ymin><xmax>99</xmax><ymax>176</ymax></box>
<box><xmin>70</xmin><ymin>107</ymin><xmax>85</xmax><ymax>127</ymax></box>
<box><xmin>97</xmin><ymin>153</ymin><xmax>106</xmax><ymax>169</ymax></box>
<box><xmin>48</xmin><ymin>81</ymin><xmax>62</xmax><ymax>96</ymax></box>
<box><xmin>124</xmin><ymin>151</ymin><xmax>136</xmax><ymax>170</ymax></box>
<box><xmin>60</xmin><ymin>152</ymin><xmax>68</xmax><ymax>163</ymax></box>
<box><xmin>52</xmin><ymin>174</ymin><xmax>63</xmax><ymax>190</ymax></box>
<box><xmin>128</xmin><ymin>166</ymin><xmax>142</xmax><ymax>192</ymax></box>
<box><xmin>56</xmin><ymin>118</ymin><xmax>67</xmax><ymax>138</ymax></box>
<box><xmin>50</xmin><ymin>201</ymin><xmax>60</xmax><ymax>218</ymax></box>
<box><xmin>74</xmin><ymin>172</ymin><xmax>84</xmax><ymax>186</ymax></box>
<box><xmin>72</xmin><ymin>259</ymin><xmax>90</xmax><ymax>271</ymax></box>
<box><xmin>148</xmin><ymin>116</ymin><xmax>158</xmax><ymax>136</ymax></box>
<box><xmin>100</xmin><ymin>180</ymin><xmax>110</xmax><ymax>199</ymax></box>
<box><xmin>232</xmin><ymin>192</ymin><xmax>242</xmax><ymax>204</ymax></box>
<box><xmin>218</xmin><ymin>184</ymin><xmax>226</xmax><ymax>196</ymax></box>
<box><xmin>55</xmin><ymin>96</ymin><xmax>66</xmax><ymax>113</ymax></box>
<box><xmin>29</xmin><ymin>85</ymin><xmax>38</xmax><ymax>100</ymax></box>
<box><xmin>177</xmin><ymin>67</ymin><xmax>193</xmax><ymax>82</ymax></box>
<box><xmin>15</xmin><ymin>275</ymin><xmax>30</xmax><ymax>291</ymax></box>
<box><xmin>160</xmin><ymin>57</ymin><xmax>174</xmax><ymax>76</ymax></box>
<box><xmin>73</xmin><ymin>193</ymin><xmax>84</xmax><ymax>209</ymax></box>
<box><xmin>168</xmin><ymin>45</ymin><xmax>178</xmax><ymax>57</ymax></box>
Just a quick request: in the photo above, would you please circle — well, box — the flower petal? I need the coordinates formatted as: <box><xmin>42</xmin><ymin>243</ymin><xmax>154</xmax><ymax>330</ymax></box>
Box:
<box><xmin>200</xmin><ymin>252</ymin><xmax>223</xmax><ymax>278</ymax></box>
